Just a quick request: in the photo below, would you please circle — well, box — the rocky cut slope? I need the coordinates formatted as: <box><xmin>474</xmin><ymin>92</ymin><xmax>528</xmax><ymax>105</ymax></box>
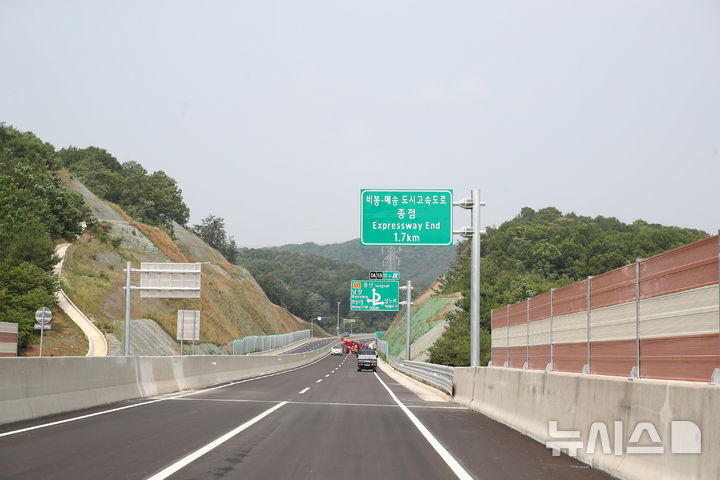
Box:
<box><xmin>57</xmin><ymin>171</ymin><xmax>309</xmax><ymax>354</ymax></box>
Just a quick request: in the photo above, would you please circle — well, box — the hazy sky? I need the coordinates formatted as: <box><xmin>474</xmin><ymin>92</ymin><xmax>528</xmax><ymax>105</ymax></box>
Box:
<box><xmin>1</xmin><ymin>1</ymin><xmax>718</xmax><ymax>246</ymax></box>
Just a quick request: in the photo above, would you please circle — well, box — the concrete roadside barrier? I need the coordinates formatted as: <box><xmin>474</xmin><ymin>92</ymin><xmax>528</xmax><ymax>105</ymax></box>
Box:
<box><xmin>454</xmin><ymin>366</ymin><xmax>720</xmax><ymax>480</ymax></box>
<box><xmin>452</xmin><ymin>367</ymin><xmax>476</xmax><ymax>407</ymax></box>
<box><xmin>0</xmin><ymin>348</ymin><xmax>328</xmax><ymax>426</ymax></box>
<box><xmin>0</xmin><ymin>357</ymin><xmax>141</xmax><ymax>425</ymax></box>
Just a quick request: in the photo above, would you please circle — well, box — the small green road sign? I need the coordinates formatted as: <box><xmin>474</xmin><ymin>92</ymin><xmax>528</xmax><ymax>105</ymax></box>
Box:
<box><xmin>369</xmin><ymin>271</ymin><xmax>400</xmax><ymax>280</ymax></box>
<box><xmin>350</xmin><ymin>280</ymin><xmax>400</xmax><ymax>311</ymax></box>
<box><xmin>360</xmin><ymin>189</ymin><xmax>453</xmax><ymax>246</ymax></box>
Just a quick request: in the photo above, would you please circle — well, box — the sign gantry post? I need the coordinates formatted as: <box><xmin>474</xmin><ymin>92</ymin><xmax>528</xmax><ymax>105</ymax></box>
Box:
<box><xmin>124</xmin><ymin>262</ymin><xmax>202</xmax><ymax>356</ymax></box>
<box><xmin>453</xmin><ymin>189</ymin><xmax>486</xmax><ymax>367</ymax></box>
<box><xmin>399</xmin><ymin>281</ymin><xmax>413</xmax><ymax>361</ymax></box>
<box><xmin>359</xmin><ymin>188</ymin><xmax>485</xmax><ymax>366</ymax></box>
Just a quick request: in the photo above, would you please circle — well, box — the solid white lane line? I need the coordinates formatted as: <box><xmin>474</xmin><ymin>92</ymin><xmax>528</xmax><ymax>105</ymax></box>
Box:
<box><xmin>146</xmin><ymin>401</ymin><xmax>287</xmax><ymax>480</ymax></box>
<box><xmin>374</xmin><ymin>373</ymin><xmax>473</xmax><ymax>480</ymax></box>
<box><xmin>299</xmin><ymin>387</ymin><xmax>310</xmax><ymax>394</ymax></box>
<box><xmin>0</xmin><ymin>353</ymin><xmax>330</xmax><ymax>439</ymax></box>
<box><xmin>171</xmin><ymin>397</ymin><xmax>467</xmax><ymax>409</ymax></box>
<box><xmin>0</xmin><ymin>398</ymin><xmax>166</xmax><ymax>439</ymax></box>
<box><xmin>316</xmin><ymin>379</ymin><xmax>322</xmax><ymax>383</ymax></box>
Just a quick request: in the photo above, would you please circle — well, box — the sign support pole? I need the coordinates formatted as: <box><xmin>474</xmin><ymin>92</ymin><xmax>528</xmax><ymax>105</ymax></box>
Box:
<box><xmin>454</xmin><ymin>190</ymin><xmax>485</xmax><ymax>367</ymax></box>
<box><xmin>399</xmin><ymin>281</ymin><xmax>413</xmax><ymax>361</ymax></box>
<box><xmin>124</xmin><ymin>262</ymin><xmax>132</xmax><ymax>356</ymax></box>
<box><xmin>192</xmin><ymin>314</ymin><xmax>197</xmax><ymax>356</ymax></box>
<box><xmin>469</xmin><ymin>189</ymin><xmax>482</xmax><ymax>367</ymax></box>
<box><xmin>180</xmin><ymin>313</ymin><xmax>185</xmax><ymax>355</ymax></box>
<box><xmin>39</xmin><ymin>320</ymin><xmax>45</xmax><ymax>357</ymax></box>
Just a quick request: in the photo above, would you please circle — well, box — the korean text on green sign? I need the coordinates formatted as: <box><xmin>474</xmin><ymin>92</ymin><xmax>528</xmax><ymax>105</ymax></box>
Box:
<box><xmin>350</xmin><ymin>280</ymin><xmax>400</xmax><ymax>312</ymax></box>
<box><xmin>360</xmin><ymin>189</ymin><xmax>453</xmax><ymax>246</ymax></box>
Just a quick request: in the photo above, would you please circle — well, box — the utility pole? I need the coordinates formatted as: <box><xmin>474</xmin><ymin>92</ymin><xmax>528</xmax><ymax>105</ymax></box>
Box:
<box><xmin>336</xmin><ymin>301</ymin><xmax>340</xmax><ymax>337</ymax></box>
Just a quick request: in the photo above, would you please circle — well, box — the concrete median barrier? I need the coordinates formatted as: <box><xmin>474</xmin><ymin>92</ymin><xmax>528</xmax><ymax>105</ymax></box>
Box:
<box><xmin>0</xmin><ymin>357</ymin><xmax>141</xmax><ymax>425</ymax></box>
<box><xmin>454</xmin><ymin>366</ymin><xmax>720</xmax><ymax>480</ymax></box>
<box><xmin>0</xmin><ymin>348</ymin><xmax>327</xmax><ymax>426</ymax></box>
<box><xmin>452</xmin><ymin>367</ymin><xmax>476</xmax><ymax>406</ymax></box>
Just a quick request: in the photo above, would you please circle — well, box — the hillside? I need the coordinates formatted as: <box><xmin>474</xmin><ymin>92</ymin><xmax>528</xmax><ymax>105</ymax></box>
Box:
<box><xmin>234</xmin><ymin>248</ymin><xmax>395</xmax><ymax>333</ymax></box>
<box><xmin>59</xmin><ymin>171</ymin><xmax>310</xmax><ymax>354</ymax></box>
<box><xmin>382</xmin><ymin>281</ymin><xmax>461</xmax><ymax>360</ymax></box>
<box><xmin>273</xmin><ymin>239</ymin><xmax>456</xmax><ymax>287</ymax></box>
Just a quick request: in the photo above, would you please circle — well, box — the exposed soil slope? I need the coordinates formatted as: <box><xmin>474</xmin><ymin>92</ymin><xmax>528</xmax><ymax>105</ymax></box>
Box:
<box><xmin>57</xmin><ymin>172</ymin><xmax>309</xmax><ymax>353</ymax></box>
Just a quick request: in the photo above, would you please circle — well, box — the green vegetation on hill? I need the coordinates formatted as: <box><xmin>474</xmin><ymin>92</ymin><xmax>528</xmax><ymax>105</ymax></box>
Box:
<box><xmin>428</xmin><ymin>206</ymin><xmax>709</xmax><ymax>366</ymax></box>
<box><xmin>234</xmin><ymin>248</ymin><xmax>395</xmax><ymax>332</ymax></box>
<box><xmin>192</xmin><ymin>214</ymin><xmax>240</xmax><ymax>263</ymax></box>
<box><xmin>56</xmin><ymin>146</ymin><xmax>189</xmax><ymax>231</ymax></box>
<box><xmin>0</xmin><ymin>124</ymin><xmax>90</xmax><ymax>347</ymax></box>
<box><xmin>384</xmin><ymin>296</ymin><xmax>457</xmax><ymax>357</ymax></box>
<box><xmin>274</xmin><ymin>239</ymin><xmax>455</xmax><ymax>287</ymax></box>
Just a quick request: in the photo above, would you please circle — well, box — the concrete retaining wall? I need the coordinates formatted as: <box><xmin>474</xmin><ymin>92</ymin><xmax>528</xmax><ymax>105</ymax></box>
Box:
<box><xmin>0</xmin><ymin>349</ymin><xmax>326</xmax><ymax>426</ymax></box>
<box><xmin>453</xmin><ymin>366</ymin><xmax>719</xmax><ymax>480</ymax></box>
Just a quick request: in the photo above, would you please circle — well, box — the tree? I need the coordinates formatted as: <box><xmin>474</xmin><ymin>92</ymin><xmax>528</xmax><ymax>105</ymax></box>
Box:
<box><xmin>0</xmin><ymin>124</ymin><xmax>92</xmax><ymax>347</ymax></box>
<box><xmin>192</xmin><ymin>214</ymin><xmax>239</xmax><ymax>263</ymax></box>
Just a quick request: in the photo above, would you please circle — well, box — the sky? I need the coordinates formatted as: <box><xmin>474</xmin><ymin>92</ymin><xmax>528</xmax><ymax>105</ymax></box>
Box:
<box><xmin>1</xmin><ymin>1</ymin><xmax>718</xmax><ymax>247</ymax></box>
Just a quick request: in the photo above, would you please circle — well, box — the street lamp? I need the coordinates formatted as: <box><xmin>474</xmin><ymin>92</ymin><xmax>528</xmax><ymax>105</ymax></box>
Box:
<box><xmin>311</xmin><ymin>316</ymin><xmax>321</xmax><ymax>338</ymax></box>
<box><xmin>336</xmin><ymin>302</ymin><xmax>340</xmax><ymax>337</ymax></box>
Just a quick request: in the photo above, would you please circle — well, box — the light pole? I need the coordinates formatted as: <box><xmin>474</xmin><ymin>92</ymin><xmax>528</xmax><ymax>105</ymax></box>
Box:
<box><xmin>311</xmin><ymin>316</ymin><xmax>321</xmax><ymax>338</ymax></box>
<box><xmin>336</xmin><ymin>301</ymin><xmax>340</xmax><ymax>337</ymax></box>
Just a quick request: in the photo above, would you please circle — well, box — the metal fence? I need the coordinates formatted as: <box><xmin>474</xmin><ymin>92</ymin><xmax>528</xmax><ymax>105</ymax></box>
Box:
<box><xmin>232</xmin><ymin>329</ymin><xmax>311</xmax><ymax>355</ymax></box>
<box><xmin>377</xmin><ymin>340</ymin><xmax>453</xmax><ymax>394</ymax></box>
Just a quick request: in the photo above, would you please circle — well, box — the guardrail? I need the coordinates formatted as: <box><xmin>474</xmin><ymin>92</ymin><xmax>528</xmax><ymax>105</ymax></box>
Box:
<box><xmin>377</xmin><ymin>340</ymin><xmax>453</xmax><ymax>394</ymax></box>
<box><xmin>232</xmin><ymin>329</ymin><xmax>310</xmax><ymax>355</ymax></box>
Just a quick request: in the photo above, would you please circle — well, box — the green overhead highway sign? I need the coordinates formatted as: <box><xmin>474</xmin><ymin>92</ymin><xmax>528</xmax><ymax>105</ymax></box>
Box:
<box><xmin>350</xmin><ymin>280</ymin><xmax>400</xmax><ymax>312</ymax></box>
<box><xmin>360</xmin><ymin>189</ymin><xmax>453</xmax><ymax>246</ymax></box>
<box><xmin>369</xmin><ymin>271</ymin><xmax>399</xmax><ymax>280</ymax></box>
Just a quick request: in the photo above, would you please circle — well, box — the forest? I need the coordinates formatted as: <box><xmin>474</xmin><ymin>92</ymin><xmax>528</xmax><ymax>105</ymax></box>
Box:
<box><xmin>0</xmin><ymin>124</ymin><xmax>90</xmax><ymax>346</ymax></box>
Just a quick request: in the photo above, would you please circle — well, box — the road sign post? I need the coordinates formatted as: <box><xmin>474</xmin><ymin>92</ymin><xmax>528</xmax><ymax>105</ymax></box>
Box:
<box><xmin>343</xmin><ymin>318</ymin><xmax>357</xmax><ymax>336</ymax></box>
<box><xmin>350</xmin><ymin>280</ymin><xmax>400</xmax><ymax>312</ymax></box>
<box><xmin>358</xmin><ymin>187</ymin><xmax>485</xmax><ymax>366</ymax></box>
<box><xmin>361</xmin><ymin>189</ymin><xmax>453</xmax><ymax>246</ymax></box>
<box><xmin>177</xmin><ymin>310</ymin><xmax>201</xmax><ymax>355</ymax></box>
<box><xmin>124</xmin><ymin>262</ymin><xmax>202</xmax><ymax>356</ymax></box>
<box><xmin>34</xmin><ymin>307</ymin><xmax>52</xmax><ymax>357</ymax></box>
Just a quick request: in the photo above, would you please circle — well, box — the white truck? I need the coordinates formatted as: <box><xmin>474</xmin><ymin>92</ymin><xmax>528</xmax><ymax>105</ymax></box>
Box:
<box><xmin>357</xmin><ymin>348</ymin><xmax>378</xmax><ymax>372</ymax></box>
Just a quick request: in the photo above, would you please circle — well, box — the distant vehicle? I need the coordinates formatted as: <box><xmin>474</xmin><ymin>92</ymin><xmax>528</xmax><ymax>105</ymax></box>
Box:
<box><xmin>330</xmin><ymin>345</ymin><xmax>343</xmax><ymax>355</ymax></box>
<box><xmin>357</xmin><ymin>348</ymin><xmax>377</xmax><ymax>372</ymax></box>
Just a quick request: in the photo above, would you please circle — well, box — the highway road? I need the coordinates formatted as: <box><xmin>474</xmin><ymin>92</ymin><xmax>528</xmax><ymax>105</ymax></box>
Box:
<box><xmin>0</xmin><ymin>349</ymin><xmax>615</xmax><ymax>479</ymax></box>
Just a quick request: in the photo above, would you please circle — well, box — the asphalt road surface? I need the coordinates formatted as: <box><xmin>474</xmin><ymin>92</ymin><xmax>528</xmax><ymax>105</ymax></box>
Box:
<box><xmin>0</xmin><ymin>353</ymin><xmax>615</xmax><ymax>479</ymax></box>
